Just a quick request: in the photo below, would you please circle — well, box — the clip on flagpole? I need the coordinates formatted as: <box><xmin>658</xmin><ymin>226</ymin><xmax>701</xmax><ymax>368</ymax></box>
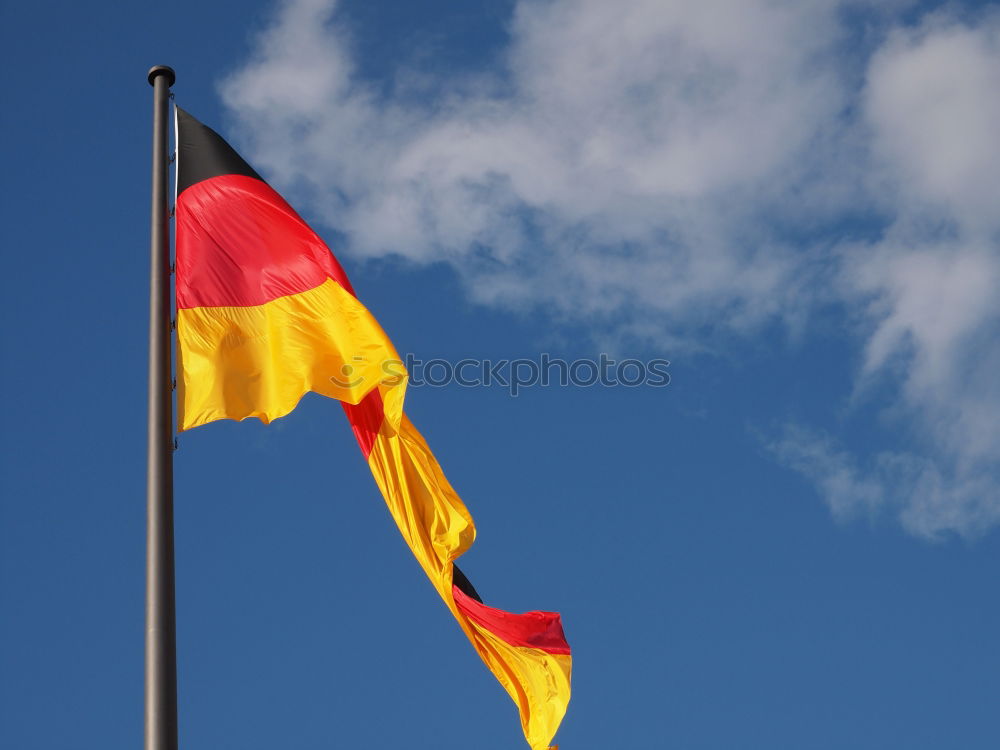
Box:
<box><xmin>146</xmin><ymin>64</ymin><xmax>178</xmax><ymax>750</ymax></box>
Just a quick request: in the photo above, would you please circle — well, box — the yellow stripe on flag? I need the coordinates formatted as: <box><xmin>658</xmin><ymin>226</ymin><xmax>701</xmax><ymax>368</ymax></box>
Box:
<box><xmin>468</xmin><ymin>622</ymin><xmax>573</xmax><ymax>750</ymax></box>
<box><xmin>366</xmin><ymin>414</ymin><xmax>476</xmax><ymax>590</ymax></box>
<box><xmin>177</xmin><ymin>278</ymin><xmax>405</xmax><ymax>431</ymax></box>
<box><xmin>367</xmin><ymin>415</ymin><xmax>570</xmax><ymax>750</ymax></box>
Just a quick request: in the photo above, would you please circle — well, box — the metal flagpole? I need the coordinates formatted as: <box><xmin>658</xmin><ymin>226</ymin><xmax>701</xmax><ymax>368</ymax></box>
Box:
<box><xmin>146</xmin><ymin>64</ymin><xmax>178</xmax><ymax>750</ymax></box>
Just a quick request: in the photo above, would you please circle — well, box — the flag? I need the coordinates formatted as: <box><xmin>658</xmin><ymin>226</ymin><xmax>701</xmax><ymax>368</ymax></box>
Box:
<box><xmin>174</xmin><ymin>107</ymin><xmax>571</xmax><ymax>749</ymax></box>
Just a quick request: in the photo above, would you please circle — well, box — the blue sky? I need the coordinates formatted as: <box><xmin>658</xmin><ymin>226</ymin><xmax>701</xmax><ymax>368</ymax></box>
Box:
<box><xmin>2</xmin><ymin>1</ymin><xmax>999</xmax><ymax>748</ymax></box>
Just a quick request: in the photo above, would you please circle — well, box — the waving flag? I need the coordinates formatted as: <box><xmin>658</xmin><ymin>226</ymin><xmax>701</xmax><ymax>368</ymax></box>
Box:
<box><xmin>173</xmin><ymin>107</ymin><xmax>571</xmax><ymax>750</ymax></box>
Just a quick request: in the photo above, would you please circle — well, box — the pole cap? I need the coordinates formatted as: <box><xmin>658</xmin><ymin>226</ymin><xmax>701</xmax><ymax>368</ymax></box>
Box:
<box><xmin>147</xmin><ymin>65</ymin><xmax>176</xmax><ymax>87</ymax></box>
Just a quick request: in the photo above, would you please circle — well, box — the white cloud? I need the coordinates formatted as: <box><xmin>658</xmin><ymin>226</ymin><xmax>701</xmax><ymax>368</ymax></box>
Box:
<box><xmin>220</xmin><ymin>0</ymin><xmax>1000</xmax><ymax>538</ymax></box>
<box><xmin>864</xmin><ymin>16</ymin><xmax>1000</xmax><ymax>231</ymax></box>
<box><xmin>221</xmin><ymin>0</ymin><xmax>846</xmax><ymax>325</ymax></box>
<box><xmin>768</xmin><ymin>426</ymin><xmax>887</xmax><ymax>523</ymax></box>
<box><xmin>770</xmin><ymin>426</ymin><xmax>1000</xmax><ymax>540</ymax></box>
<box><xmin>813</xmin><ymin>12</ymin><xmax>1000</xmax><ymax>537</ymax></box>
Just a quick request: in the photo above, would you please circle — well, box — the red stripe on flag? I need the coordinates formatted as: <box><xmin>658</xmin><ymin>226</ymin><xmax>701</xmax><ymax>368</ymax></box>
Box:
<box><xmin>175</xmin><ymin>174</ymin><xmax>355</xmax><ymax>309</ymax></box>
<box><xmin>341</xmin><ymin>391</ymin><xmax>385</xmax><ymax>458</ymax></box>
<box><xmin>453</xmin><ymin>585</ymin><xmax>571</xmax><ymax>655</ymax></box>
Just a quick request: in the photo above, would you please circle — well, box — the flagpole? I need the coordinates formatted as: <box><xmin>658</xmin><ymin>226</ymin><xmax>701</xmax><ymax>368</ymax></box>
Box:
<box><xmin>146</xmin><ymin>64</ymin><xmax>178</xmax><ymax>750</ymax></box>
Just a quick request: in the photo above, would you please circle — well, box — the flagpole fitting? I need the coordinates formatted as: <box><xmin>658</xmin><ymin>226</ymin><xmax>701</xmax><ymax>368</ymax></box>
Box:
<box><xmin>147</xmin><ymin>65</ymin><xmax>176</xmax><ymax>87</ymax></box>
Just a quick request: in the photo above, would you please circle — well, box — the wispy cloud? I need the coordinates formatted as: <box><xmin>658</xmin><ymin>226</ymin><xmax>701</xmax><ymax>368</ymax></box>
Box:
<box><xmin>220</xmin><ymin>0</ymin><xmax>1000</xmax><ymax>538</ymax></box>
<box><xmin>220</xmin><ymin>0</ymin><xmax>849</xmax><ymax>327</ymax></box>
<box><xmin>769</xmin><ymin>424</ymin><xmax>1000</xmax><ymax>540</ymax></box>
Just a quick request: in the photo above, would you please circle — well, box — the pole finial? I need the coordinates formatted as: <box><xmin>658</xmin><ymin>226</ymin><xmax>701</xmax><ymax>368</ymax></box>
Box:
<box><xmin>148</xmin><ymin>66</ymin><xmax>176</xmax><ymax>87</ymax></box>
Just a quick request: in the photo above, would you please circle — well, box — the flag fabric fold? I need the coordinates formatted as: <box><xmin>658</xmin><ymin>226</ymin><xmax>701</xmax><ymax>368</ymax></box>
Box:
<box><xmin>173</xmin><ymin>106</ymin><xmax>570</xmax><ymax>749</ymax></box>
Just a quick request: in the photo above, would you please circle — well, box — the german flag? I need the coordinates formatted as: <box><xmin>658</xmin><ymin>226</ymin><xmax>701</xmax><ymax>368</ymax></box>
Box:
<box><xmin>174</xmin><ymin>107</ymin><xmax>571</xmax><ymax>749</ymax></box>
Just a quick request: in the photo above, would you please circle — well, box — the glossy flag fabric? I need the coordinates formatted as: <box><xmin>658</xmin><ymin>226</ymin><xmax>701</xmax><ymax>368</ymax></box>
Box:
<box><xmin>173</xmin><ymin>107</ymin><xmax>571</xmax><ymax>749</ymax></box>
